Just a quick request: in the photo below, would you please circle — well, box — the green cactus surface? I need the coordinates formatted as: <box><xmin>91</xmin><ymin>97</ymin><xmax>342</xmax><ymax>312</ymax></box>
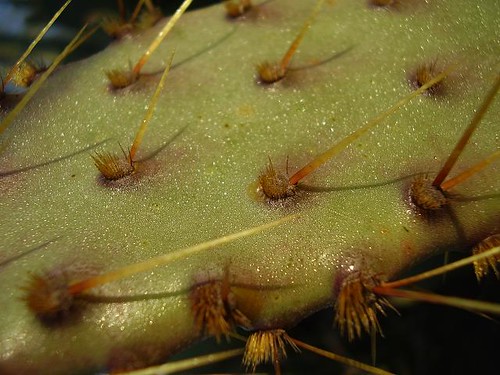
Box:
<box><xmin>1</xmin><ymin>0</ymin><xmax>499</xmax><ymax>373</ymax></box>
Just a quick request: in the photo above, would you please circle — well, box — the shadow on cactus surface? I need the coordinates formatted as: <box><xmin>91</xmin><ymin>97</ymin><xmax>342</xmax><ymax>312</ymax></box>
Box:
<box><xmin>0</xmin><ymin>0</ymin><xmax>499</xmax><ymax>374</ymax></box>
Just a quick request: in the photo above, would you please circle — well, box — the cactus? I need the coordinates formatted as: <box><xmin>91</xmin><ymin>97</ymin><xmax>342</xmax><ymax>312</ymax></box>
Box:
<box><xmin>0</xmin><ymin>0</ymin><xmax>499</xmax><ymax>373</ymax></box>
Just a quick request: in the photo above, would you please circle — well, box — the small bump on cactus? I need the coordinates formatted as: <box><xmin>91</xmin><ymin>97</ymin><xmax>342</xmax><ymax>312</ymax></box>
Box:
<box><xmin>224</xmin><ymin>0</ymin><xmax>254</xmax><ymax>18</ymax></box>
<box><xmin>257</xmin><ymin>0</ymin><xmax>325</xmax><ymax>83</ymax></box>
<box><xmin>408</xmin><ymin>59</ymin><xmax>446</xmax><ymax>96</ymax></box>
<box><xmin>102</xmin><ymin>0</ymin><xmax>162</xmax><ymax>39</ymax></box>
<box><xmin>106</xmin><ymin>0</ymin><xmax>192</xmax><ymax>90</ymax></box>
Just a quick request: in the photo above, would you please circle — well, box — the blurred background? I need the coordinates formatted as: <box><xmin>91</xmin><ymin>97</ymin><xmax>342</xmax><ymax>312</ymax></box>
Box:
<box><xmin>0</xmin><ymin>0</ymin><xmax>220</xmax><ymax>66</ymax></box>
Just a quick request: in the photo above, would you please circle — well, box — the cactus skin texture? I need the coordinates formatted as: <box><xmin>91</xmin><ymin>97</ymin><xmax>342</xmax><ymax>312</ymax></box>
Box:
<box><xmin>0</xmin><ymin>0</ymin><xmax>499</xmax><ymax>373</ymax></box>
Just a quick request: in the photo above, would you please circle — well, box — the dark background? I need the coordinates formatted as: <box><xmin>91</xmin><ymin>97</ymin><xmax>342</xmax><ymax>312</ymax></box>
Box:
<box><xmin>0</xmin><ymin>0</ymin><xmax>220</xmax><ymax>65</ymax></box>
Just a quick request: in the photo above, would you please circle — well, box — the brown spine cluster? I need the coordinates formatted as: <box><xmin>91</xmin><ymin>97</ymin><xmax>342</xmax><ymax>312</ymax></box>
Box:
<box><xmin>225</xmin><ymin>0</ymin><xmax>253</xmax><ymax>18</ymax></box>
<box><xmin>258</xmin><ymin>158</ymin><xmax>295</xmax><ymax>201</ymax></box>
<box><xmin>335</xmin><ymin>273</ymin><xmax>395</xmax><ymax>341</ymax></box>
<box><xmin>190</xmin><ymin>279</ymin><xmax>251</xmax><ymax>342</ymax></box>
<box><xmin>243</xmin><ymin>329</ymin><xmax>299</xmax><ymax>373</ymax></box>
<box><xmin>22</xmin><ymin>270</ymin><xmax>74</xmax><ymax>320</ymax></box>
<box><xmin>91</xmin><ymin>150</ymin><xmax>135</xmax><ymax>181</ymax></box>
<box><xmin>472</xmin><ymin>234</ymin><xmax>500</xmax><ymax>281</ymax></box>
<box><xmin>409</xmin><ymin>175</ymin><xmax>448</xmax><ymax>211</ymax></box>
